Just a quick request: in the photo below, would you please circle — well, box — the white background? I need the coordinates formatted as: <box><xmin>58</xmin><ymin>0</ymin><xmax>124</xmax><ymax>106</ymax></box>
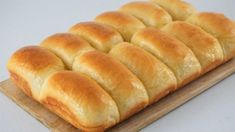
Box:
<box><xmin>0</xmin><ymin>0</ymin><xmax>235</xmax><ymax>131</ymax></box>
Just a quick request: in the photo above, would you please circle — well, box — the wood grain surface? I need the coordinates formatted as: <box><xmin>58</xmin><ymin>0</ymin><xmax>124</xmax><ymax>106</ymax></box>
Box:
<box><xmin>1</xmin><ymin>59</ymin><xmax>235</xmax><ymax>132</ymax></box>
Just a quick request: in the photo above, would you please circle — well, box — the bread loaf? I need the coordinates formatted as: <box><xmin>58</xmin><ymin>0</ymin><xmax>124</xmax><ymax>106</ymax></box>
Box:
<box><xmin>7</xmin><ymin>0</ymin><xmax>235</xmax><ymax>131</ymax></box>
<box><xmin>40</xmin><ymin>71</ymin><xmax>119</xmax><ymax>131</ymax></box>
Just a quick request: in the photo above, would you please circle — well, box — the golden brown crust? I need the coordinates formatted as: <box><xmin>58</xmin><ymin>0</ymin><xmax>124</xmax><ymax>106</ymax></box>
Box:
<box><xmin>187</xmin><ymin>12</ymin><xmax>235</xmax><ymax>61</ymax></box>
<box><xmin>7</xmin><ymin>46</ymin><xmax>65</xmax><ymax>100</ymax></box>
<box><xmin>42</xmin><ymin>97</ymin><xmax>81</xmax><ymax>129</ymax></box>
<box><xmin>119</xmin><ymin>1</ymin><xmax>172</xmax><ymax>28</ymax></box>
<box><xmin>40</xmin><ymin>33</ymin><xmax>94</xmax><ymax>69</ymax></box>
<box><xmin>162</xmin><ymin>21</ymin><xmax>224</xmax><ymax>74</ymax></box>
<box><xmin>9</xmin><ymin>71</ymin><xmax>32</xmax><ymax>97</ymax></box>
<box><xmin>131</xmin><ymin>28</ymin><xmax>201</xmax><ymax>87</ymax></box>
<box><xmin>95</xmin><ymin>11</ymin><xmax>146</xmax><ymax>41</ymax></box>
<box><xmin>72</xmin><ymin>51</ymin><xmax>149</xmax><ymax>121</ymax></box>
<box><xmin>152</xmin><ymin>84</ymin><xmax>175</xmax><ymax>101</ymax></box>
<box><xmin>40</xmin><ymin>71</ymin><xmax>119</xmax><ymax>131</ymax></box>
<box><xmin>8</xmin><ymin>46</ymin><xmax>63</xmax><ymax>71</ymax></box>
<box><xmin>150</xmin><ymin>0</ymin><xmax>196</xmax><ymax>20</ymax></box>
<box><xmin>109</xmin><ymin>43</ymin><xmax>177</xmax><ymax>104</ymax></box>
<box><xmin>69</xmin><ymin>22</ymin><xmax>124</xmax><ymax>52</ymax></box>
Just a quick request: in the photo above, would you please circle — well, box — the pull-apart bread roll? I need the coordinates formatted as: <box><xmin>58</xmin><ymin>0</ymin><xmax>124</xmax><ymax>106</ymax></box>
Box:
<box><xmin>40</xmin><ymin>33</ymin><xmax>95</xmax><ymax>69</ymax></box>
<box><xmin>119</xmin><ymin>1</ymin><xmax>172</xmax><ymax>28</ymax></box>
<box><xmin>162</xmin><ymin>21</ymin><xmax>224</xmax><ymax>74</ymax></box>
<box><xmin>72</xmin><ymin>50</ymin><xmax>149</xmax><ymax>121</ymax></box>
<box><xmin>69</xmin><ymin>22</ymin><xmax>124</xmax><ymax>52</ymax></box>
<box><xmin>95</xmin><ymin>11</ymin><xmax>146</xmax><ymax>41</ymax></box>
<box><xmin>132</xmin><ymin>28</ymin><xmax>201</xmax><ymax>87</ymax></box>
<box><xmin>187</xmin><ymin>12</ymin><xmax>235</xmax><ymax>61</ymax></box>
<box><xmin>7</xmin><ymin>46</ymin><xmax>65</xmax><ymax>100</ymax></box>
<box><xmin>40</xmin><ymin>71</ymin><xmax>119</xmax><ymax>131</ymax></box>
<box><xmin>109</xmin><ymin>42</ymin><xmax>177</xmax><ymax>104</ymax></box>
<box><xmin>150</xmin><ymin>0</ymin><xmax>196</xmax><ymax>21</ymax></box>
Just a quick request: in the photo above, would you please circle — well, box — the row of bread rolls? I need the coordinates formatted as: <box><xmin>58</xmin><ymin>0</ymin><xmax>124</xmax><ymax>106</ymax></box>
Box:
<box><xmin>7</xmin><ymin>0</ymin><xmax>235</xmax><ymax>131</ymax></box>
<box><xmin>7</xmin><ymin>46</ymin><xmax>118</xmax><ymax>130</ymax></box>
<box><xmin>7</xmin><ymin>40</ymin><xmax>150</xmax><ymax>130</ymax></box>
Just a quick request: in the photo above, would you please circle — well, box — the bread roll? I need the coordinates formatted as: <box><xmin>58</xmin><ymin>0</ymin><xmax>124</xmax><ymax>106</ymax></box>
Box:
<box><xmin>40</xmin><ymin>71</ymin><xmax>119</xmax><ymax>131</ymax></box>
<box><xmin>119</xmin><ymin>1</ymin><xmax>172</xmax><ymax>28</ymax></box>
<box><xmin>162</xmin><ymin>21</ymin><xmax>224</xmax><ymax>74</ymax></box>
<box><xmin>95</xmin><ymin>11</ymin><xmax>146</xmax><ymax>41</ymax></box>
<box><xmin>187</xmin><ymin>12</ymin><xmax>235</xmax><ymax>61</ymax></box>
<box><xmin>69</xmin><ymin>22</ymin><xmax>124</xmax><ymax>52</ymax></box>
<box><xmin>72</xmin><ymin>50</ymin><xmax>149</xmax><ymax>121</ymax></box>
<box><xmin>40</xmin><ymin>33</ymin><xmax>95</xmax><ymax>69</ymax></box>
<box><xmin>150</xmin><ymin>0</ymin><xmax>196</xmax><ymax>20</ymax></box>
<box><xmin>109</xmin><ymin>42</ymin><xmax>177</xmax><ymax>104</ymax></box>
<box><xmin>7</xmin><ymin>46</ymin><xmax>65</xmax><ymax>100</ymax></box>
<box><xmin>132</xmin><ymin>28</ymin><xmax>201</xmax><ymax>87</ymax></box>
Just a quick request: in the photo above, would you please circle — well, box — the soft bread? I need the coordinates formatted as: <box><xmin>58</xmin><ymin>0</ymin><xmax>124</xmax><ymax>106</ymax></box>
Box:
<box><xmin>6</xmin><ymin>0</ymin><xmax>235</xmax><ymax>131</ymax></box>
<box><xmin>95</xmin><ymin>11</ymin><xmax>146</xmax><ymax>41</ymax></box>
<box><xmin>69</xmin><ymin>22</ymin><xmax>124</xmax><ymax>52</ymax></box>
<box><xmin>187</xmin><ymin>12</ymin><xmax>235</xmax><ymax>61</ymax></box>
<box><xmin>119</xmin><ymin>1</ymin><xmax>172</xmax><ymax>28</ymax></box>
<box><xmin>162</xmin><ymin>21</ymin><xmax>224</xmax><ymax>74</ymax></box>
<box><xmin>150</xmin><ymin>0</ymin><xmax>196</xmax><ymax>20</ymax></box>
<box><xmin>40</xmin><ymin>33</ymin><xmax>95</xmax><ymax>69</ymax></box>
<box><xmin>40</xmin><ymin>71</ymin><xmax>119</xmax><ymax>131</ymax></box>
<box><xmin>72</xmin><ymin>50</ymin><xmax>149</xmax><ymax>121</ymax></box>
<box><xmin>132</xmin><ymin>28</ymin><xmax>201</xmax><ymax>87</ymax></box>
<box><xmin>7</xmin><ymin>46</ymin><xmax>65</xmax><ymax>100</ymax></box>
<box><xmin>109</xmin><ymin>42</ymin><xmax>177</xmax><ymax>104</ymax></box>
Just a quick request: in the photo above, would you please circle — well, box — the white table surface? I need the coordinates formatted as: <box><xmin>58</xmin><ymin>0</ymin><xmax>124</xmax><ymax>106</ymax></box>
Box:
<box><xmin>1</xmin><ymin>0</ymin><xmax>235</xmax><ymax>132</ymax></box>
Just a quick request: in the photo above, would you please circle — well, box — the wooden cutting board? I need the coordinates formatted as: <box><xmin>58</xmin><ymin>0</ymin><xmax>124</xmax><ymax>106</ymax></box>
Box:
<box><xmin>1</xmin><ymin>59</ymin><xmax>235</xmax><ymax>132</ymax></box>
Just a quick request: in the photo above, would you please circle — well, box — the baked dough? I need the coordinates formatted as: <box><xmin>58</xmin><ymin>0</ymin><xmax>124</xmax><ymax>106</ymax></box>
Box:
<box><xmin>187</xmin><ymin>12</ymin><xmax>235</xmax><ymax>61</ymax></box>
<box><xmin>7</xmin><ymin>46</ymin><xmax>65</xmax><ymax>100</ymax></box>
<box><xmin>40</xmin><ymin>71</ymin><xmax>119</xmax><ymax>131</ymax></box>
<box><xmin>95</xmin><ymin>11</ymin><xmax>146</xmax><ymax>41</ymax></box>
<box><xmin>69</xmin><ymin>22</ymin><xmax>124</xmax><ymax>52</ymax></box>
<box><xmin>119</xmin><ymin>1</ymin><xmax>172</xmax><ymax>28</ymax></box>
<box><xmin>72</xmin><ymin>50</ymin><xmax>149</xmax><ymax>121</ymax></box>
<box><xmin>132</xmin><ymin>28</ymin><xmax>201</xmax><ymax>87</ymax></box>
<box><xmin>109</xmin><ymin>42</ymin><xmax>177</xmax><ymax>104</ymax></box>
<box><xmin>40</xmin><ymin>33</ymin><xmax>94</xmax><ymax>69</ymax></box>
<box><xmin>162</xmin><ymin>21</ymin><xmax>224</xmax><ymax>74</ymax></box>
<box><xmin>150</xmin><ymin>0</ymin><xmax>196</xmax><ymax>20</ymax></box>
